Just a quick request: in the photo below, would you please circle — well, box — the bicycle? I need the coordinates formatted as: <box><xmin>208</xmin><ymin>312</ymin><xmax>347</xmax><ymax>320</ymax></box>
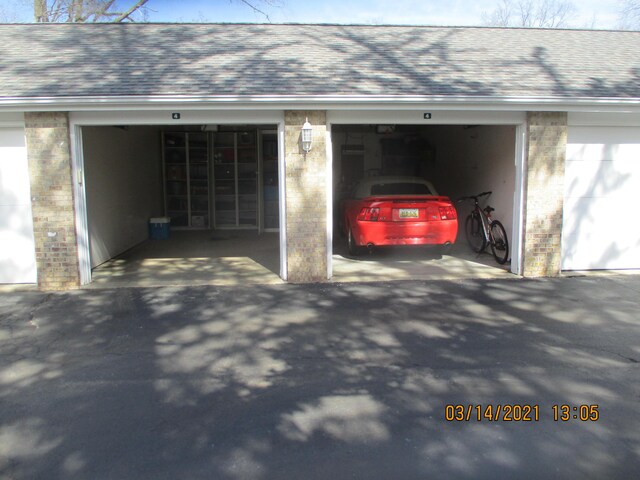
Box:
<box><xmin>458</xmin><ymin>191</ymin><xmax>509</xmax><ymax>265</ymax></box>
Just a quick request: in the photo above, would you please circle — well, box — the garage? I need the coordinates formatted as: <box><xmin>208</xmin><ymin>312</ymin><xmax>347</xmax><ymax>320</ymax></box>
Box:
<box><xmin>0</xmin><ymin>126</ymin><xmax>36</xmax><ymax>284</ymax></box>
<box><xmin>562</xmin><ymin>117</ymin><xmax>640</xmax><ymax>271</ymax></box>
<box><xmin>2</xmin><ymin>24</ymin><xmax>639</xmax><ymax>289</ymax></box>
<box><xmin>328</xmin><ymin>112</ymin><xmax>524</xmax><ymax>281</ymax></box>
<box><xmin>75</xmin><ymin>120</ymin><xmax>284</xmax><ymax>287</ymax></box>
<box><xmin>73</xmin><ymin>111</ymin><xmax>523</xmax><ymax>287</ymax></box>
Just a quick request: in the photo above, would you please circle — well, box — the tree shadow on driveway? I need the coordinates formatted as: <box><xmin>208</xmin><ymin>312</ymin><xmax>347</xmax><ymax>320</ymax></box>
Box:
<box><xmin>1</xmin><ymin>276</ymin><xmax>639</xmax><ymax>479</ymax></box>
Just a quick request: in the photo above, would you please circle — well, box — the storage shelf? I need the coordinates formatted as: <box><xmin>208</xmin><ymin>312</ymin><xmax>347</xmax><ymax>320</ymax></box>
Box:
<box><xmin>163</xmin><ymin>131</ymin><xmax>210</xmax><ymax>229</ymax></box>
<box><xmin>213</xmin><ymin>131</ymin><xmax>259</xmax><ymax>228</ymax></box>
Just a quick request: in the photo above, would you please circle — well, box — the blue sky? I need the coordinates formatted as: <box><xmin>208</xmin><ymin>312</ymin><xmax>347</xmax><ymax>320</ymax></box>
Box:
<box><xmin>0</xmin><ymin>0</ymin><xmax>624</xmax><ymax>28</ymax></box>
<box><xmin>145</xmin><ymin>0</ymin><xmax>623</xmax><ymax>28</ymax></box>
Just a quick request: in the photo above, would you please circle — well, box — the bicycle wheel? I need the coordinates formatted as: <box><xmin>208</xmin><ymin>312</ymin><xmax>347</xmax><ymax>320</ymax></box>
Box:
<box><xmin>465</xmin><ymin>212</ymin><xmax>486</xmax><ymax>253</ymax></box>
<box><xmin>489</xmin><ymin>220</ymin><xmax>509</xmax><ymax>264</ymax></box>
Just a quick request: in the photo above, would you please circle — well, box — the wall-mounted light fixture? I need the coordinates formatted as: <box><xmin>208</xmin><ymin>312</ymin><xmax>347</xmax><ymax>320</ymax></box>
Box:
<box><xmin>301</xmin><ymin>118</ymin><xmax>313</xmax><ymax>153</ymax></box>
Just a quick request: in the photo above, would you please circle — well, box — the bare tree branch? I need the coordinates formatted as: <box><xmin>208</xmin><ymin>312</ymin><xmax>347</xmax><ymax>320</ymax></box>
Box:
<box><xmin>30</xmin><ymin>0</ymin><xmax>284</xmax><ymax>23</ymax></box>
<box><xmin>113</xmin><ymin>0</ymin><xmax>148</xmax><ymax>22</ymax></box>
<box><xmin>237</xmin><ymin>0</ymin><xmax>283</xmax><ymax>22</ymax></box>
<box><xmin>89</xmin><ymin>0</ymin><xmax>117</xmax><ymax>22</ymax></box>
<box><xmin>619</xmin><ymin>0</ymin><xmax>640</xmax><ymax>29</ymax></box>
<box><xmin>34</xmin><ymin>0</ymin><xmax>149</xmax><ymax>23</ymax></box>
<box><xmin>483</xmin><ymin>0</ymin><xmax>576</xmax><ymax>28</ymax></box>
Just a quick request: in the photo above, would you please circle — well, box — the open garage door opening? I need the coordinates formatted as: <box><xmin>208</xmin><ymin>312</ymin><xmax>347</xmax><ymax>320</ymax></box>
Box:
<box><xmin>331</xmin><ymin>124</ymin><xmax>517</xmax><ymax>282</ymax></box>
<box><xmin>80</xmin><ymin>124</ymin><xmax>282</xmax><ymax>288</ymax></box>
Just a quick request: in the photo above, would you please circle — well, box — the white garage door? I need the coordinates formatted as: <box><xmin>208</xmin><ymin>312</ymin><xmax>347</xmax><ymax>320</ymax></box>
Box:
<box><xmin>0</xmin><ymin>128</ymin><xmax>37</xmax><ymax>283</ymax></box>
<box><xmin>562</xmin><ymin>126</ymin><xmax>640</xmax><ymax>270</ymax></box>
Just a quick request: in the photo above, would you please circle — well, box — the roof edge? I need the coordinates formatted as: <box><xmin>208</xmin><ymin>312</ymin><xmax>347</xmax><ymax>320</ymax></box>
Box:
<box><xmin>1</xmin><ymin>94</ymin><xmax>639</xmax><ymax>113</ymax></box>
<box><xmin>0</xmin><ymin>23</ymin><xmax>637</xmax><ymax>33</ymax></box>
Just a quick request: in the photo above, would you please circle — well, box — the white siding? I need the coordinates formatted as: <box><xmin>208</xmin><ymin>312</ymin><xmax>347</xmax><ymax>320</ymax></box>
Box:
<box><xmin>0</xmin><ymin>128</ymin><xmax>37</xmax><ymax>283</ymax></box>
<box><xmin>562</xmin><ymin>126</ymin><xmax>640</xmax><ymax>270</ymax></box>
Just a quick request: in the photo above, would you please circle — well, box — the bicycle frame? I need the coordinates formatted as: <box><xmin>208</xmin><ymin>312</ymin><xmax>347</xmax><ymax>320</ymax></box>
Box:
<box><xmin>477</xmin><ymin>204</ymin><xmax>492</xmax><ymax>244</ymax></box>
<box><xmin>469</xmin><ymin>197</ymin><xmax>493</xmax><ymax>245</ymax></box>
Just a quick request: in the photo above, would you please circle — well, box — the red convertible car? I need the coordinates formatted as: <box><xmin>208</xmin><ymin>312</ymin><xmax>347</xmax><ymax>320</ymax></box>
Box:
<box><xmin>342</xmin><ymin>176</ymin><xmax>458</xmax><ymax>255</ymax></box>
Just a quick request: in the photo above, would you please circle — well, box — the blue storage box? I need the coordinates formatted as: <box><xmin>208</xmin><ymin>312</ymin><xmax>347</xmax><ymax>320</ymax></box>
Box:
<box><xmin>149</xmin><ymin>217</ymin><xmax>170</xmax><ymax>240</ymax></box>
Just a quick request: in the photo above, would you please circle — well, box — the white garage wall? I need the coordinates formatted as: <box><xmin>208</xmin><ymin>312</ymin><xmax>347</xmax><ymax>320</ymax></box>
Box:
<box><xmin>0</xmin><ymin>127</ymin><xmax>37</xmax><ymax>283</ymax></box>
<box><xmin>429</xmin><ymin>126</ymin><xmax>516</xmax><ymax>240</ymax></box>
<box><xmin>563</xmin><ymin>126</ymin><xmax>640</xmax><ymax>270</ymax></box>
<box><xmin>83</xmin><ymin>126</ymin><xmax>163</xmax><ymax>268</ymax></box>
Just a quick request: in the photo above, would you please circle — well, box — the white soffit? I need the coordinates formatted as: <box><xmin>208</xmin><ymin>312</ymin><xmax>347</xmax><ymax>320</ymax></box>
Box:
<box><xmin>328</xmin><ymin>110</ymin><xmax>526</xmax><ymax>125</ymax></box>
<box><xmin>568</xmin><ymin>112</ymin><xmax>640</xmax><ymax>126</ymax></box>
<box><xmin>0</xmin><ymin>112</ymin><xmax>25</xmax><ymax>127</ymax></box>
<box><xmin>70</xmin><ymin>109</ymin><xmax>285</xmax><ymax>126</ymax></box>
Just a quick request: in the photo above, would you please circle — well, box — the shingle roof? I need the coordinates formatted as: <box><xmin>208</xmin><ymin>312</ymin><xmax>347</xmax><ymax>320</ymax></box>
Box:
<box><xmin>0</xmin><ymin>23</ymin><xmax>639</xmax><ymax>100</ymax></box>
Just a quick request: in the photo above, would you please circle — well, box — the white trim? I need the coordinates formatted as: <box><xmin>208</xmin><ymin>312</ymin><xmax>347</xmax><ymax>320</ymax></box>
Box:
<box><xmin>70</xmin><ymin>110</ymin><xmax>284</xmax><ymax>126</ymax></box>
<box><xmin>328</xmin><ymin>110</ymin><xmax>526</xmax><ymax>125</ymax></box>
<box><xmin>278</xmin><ymin>121</ymin><xmax>287</xmax><ymax>281</ymax></box>
<box><xmin>511</xmin><ymin>124</ymin><xmax>527</xmax><ymax>275</ymax></box>
<box><xmin>568</xmin><ymin>112</ymin><xmax>640</xmax><ymax>126</ymax></box>
<box><xmin>2</xmin><ymin>94</ymin><xmax>640</xmax><ymax>113</ymax></box>
<box><xmin>0</xmin><ymin>112</ymin><xmax>24</xmax><ymax>127</ymax></box>
<box><xmin>326</xmin><ymin>123</ymin><xmax>333</xmax><ymax>280</ymax></box>
<box><xmin>69</xmin><ymin>125</ymin><xmax>91</xmax><ymax>285</ymax></box>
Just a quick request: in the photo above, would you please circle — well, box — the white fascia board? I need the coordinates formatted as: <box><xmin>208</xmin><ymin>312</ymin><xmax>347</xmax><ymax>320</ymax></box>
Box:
<box><xmin>70</xmin><ymin>109</ymin><xmax>284</xmax><ymax>126</ymax></box>
<box><xmin>568</xmin><ymin>111</ymin><xmax>640</xmax><ymax>126</ymax></box>
<box><xmin>0</xmin><ymin>112</ymin><xmax>25</xmax><ymax>127</ymax></box>
<box><xmin>328</xmin><ymin>109</ymin><xmax>526</xmax><ymax>125</ymax></box>
<box><xmin>1</xmin><ymin>95</ymin><xmax>640</xmax><ymax>113</ymax></box>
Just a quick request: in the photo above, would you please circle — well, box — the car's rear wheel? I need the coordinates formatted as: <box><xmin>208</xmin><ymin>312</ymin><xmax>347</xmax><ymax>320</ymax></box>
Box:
<box><xmin>347</xmin><ymin>228</ymin><xmax>361</xmax><ymax>256</ymax></box>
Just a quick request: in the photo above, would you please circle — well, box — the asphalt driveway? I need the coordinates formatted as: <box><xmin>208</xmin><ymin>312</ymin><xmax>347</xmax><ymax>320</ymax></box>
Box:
<box><xmin>1</xmin><ymin>276</ymin><xmax>639</xmax><ymax>479</ymax></box>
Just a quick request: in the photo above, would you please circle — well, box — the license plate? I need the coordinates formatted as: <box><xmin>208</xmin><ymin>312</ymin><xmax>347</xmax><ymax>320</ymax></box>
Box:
<box><xmin>399</xmin><ymin>208</ymin><xmax>419</xmax><ymax>218</ymax></box>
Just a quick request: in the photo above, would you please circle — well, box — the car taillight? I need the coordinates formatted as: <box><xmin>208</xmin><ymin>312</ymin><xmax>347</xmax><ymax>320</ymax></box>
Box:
<box><xmin>357</xmin><ymin>207</ymin><xmax>380</xmax><ymax>221</ymax></box>
<box><xmin>439</xmin><ymin>206</ymin><xmax>457</xmax><ymax>220</ymax></box>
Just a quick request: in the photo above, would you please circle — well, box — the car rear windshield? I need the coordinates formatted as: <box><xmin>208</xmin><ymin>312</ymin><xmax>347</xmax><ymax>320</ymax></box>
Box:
<box><xmin>370</xmin><ymin>182</ymin><xmax>432</xmax><ymax>195</ymax></box>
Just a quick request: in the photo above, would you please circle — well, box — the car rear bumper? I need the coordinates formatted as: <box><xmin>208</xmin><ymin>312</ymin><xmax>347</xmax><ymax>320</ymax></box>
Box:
<box><xmin>353</xmin><ymin>220</ymin><xmax>458</xmax><ymax>246</ymax></box>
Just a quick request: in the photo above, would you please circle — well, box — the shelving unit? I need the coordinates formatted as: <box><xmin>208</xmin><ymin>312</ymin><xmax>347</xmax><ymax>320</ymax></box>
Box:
<box><xmin>162</xmin><ymin>131</ymin><xmax>210</xmax><ymax>229</ymax></box>
<box><xmin>213</xmin><ymin>131</ymin><xmax>258</xmax><ymax>228</ymax></box>
<box><xmin>187</xmin><ymin>133</ymin><xmax>210</xmax><ymax>228</ymax></box>
<box><xmin>163</xmin><ymin>129</ymin><xmax>277</xmax><ymax>231</ymax></box>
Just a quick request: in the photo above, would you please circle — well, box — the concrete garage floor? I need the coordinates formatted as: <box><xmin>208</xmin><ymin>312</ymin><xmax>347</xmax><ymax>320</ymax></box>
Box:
<box><xmin>90</xmin><ymin>230</ymin><xmax>284</xmax><ymax>288</ymax></box>
<box><xmin>332</xmin><ymin>239</ymin><xmax>511</xmax><ymax>282</ymax></box>
<box><xmin>89</xmin><ymin>230</ymin><xmax>511</xmax><ymax>288</ymax></box>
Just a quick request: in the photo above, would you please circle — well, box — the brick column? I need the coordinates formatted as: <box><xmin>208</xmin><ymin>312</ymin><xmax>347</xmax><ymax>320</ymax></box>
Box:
<box><xmin>284</xmin><ymin>111</ymin><xmax>328</xmax><ymax>282</ymax></box>
<box><xmin>25</xmin><ymin>112</ymin><xmax>80</xmax><ymax>290</ymax></box>
<box><xmin>521</xmin><ymin>112</ymin><xmax>567</xmax><ymax>277</ymax></box>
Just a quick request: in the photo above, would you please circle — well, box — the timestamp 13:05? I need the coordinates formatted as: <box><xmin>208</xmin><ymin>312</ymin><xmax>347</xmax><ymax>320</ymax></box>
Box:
<box><xmin>444</xmin><ymin>404</ymin><xmax>599</xmax><ymax>422</ymax></box>
<box><xmin>553</xmin><ymin>404</ymin><xmax>599</xmax><ymax>421</ymax></box>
